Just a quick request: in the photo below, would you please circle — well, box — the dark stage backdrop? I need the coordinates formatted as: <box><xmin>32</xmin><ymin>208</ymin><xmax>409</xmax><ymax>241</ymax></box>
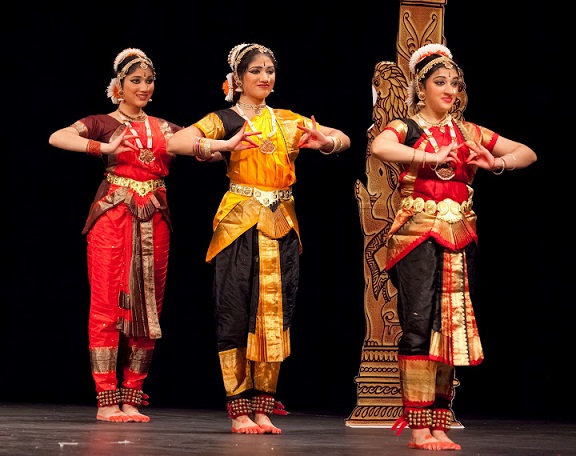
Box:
<box><xmin>5</xmin><ymin>2</ymin><xmax>571</xmax><ymax>419</ymax></box>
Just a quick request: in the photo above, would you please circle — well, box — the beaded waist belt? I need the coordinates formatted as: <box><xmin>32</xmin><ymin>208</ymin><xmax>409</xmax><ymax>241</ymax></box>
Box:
<box><xmin>229</xmin><ymin>182</ymin><xmax>292</xmax><ymax>207</ymax></box>
<box><xmin>400</xmin><ymin>196</ymin><xmax>473</xmax><ymax>223</ymax></box>
<box><xmin>106</xmin><ymin>173</ymin><xmax>165</xmax><ymax>197</ymax></box>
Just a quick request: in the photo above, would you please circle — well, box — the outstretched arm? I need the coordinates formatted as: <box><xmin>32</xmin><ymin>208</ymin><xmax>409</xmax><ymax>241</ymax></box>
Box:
<box><xmin>49</xmin><ymin>125</ymin><xmax>137</xmax><ymax>156</ymax></box>
<box><xmin>167</xmin><ymin>122</ymin><xmax>259</xmax><ymax>161</ymax></box>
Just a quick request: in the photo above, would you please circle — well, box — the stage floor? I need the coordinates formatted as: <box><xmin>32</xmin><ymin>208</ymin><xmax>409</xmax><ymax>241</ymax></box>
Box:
<box><xmin>0</xmin><ymin>403</ymin><xmax>574</xmax><ymax>455</ymax></box>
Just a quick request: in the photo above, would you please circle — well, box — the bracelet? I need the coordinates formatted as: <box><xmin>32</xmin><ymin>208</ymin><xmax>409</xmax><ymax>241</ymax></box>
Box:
<box><xmin>86</xmin><ymin>139</ymin><xmax>102</xmax><ymax>157</ymax></box>
<box><xmin>430</xmin><ymin>152</ymin><xmax>440</xmax><ymax>171</ymax></box>
<box><xmin>197</xmin><ymin>137</ymin><xmax>212</xmax><ymax>161</ymax></box>
<box><xmin>503</xmin><ymin>153</ymin><xmax>517</xmax><ymax>171</ymax></box>
<box><xmin>332</xmin><ymin>135</ymin><xmax>343</xmax><ymax>152</ymax></box>
<box><xmin>492</xmin><ymin>157</ymin><xmax>506</xmax><ymax>175</ymax></box>
<box><xmin>319</xmin><ymin>136</ymin><xmax>338</xmax><ymax>155</ymax></box>
<box><xmin>193</xmin><ymin>137</ymin><xmax>201</xmax><ymax>155</ymax></box>
<box><xmin>421</xmin><ymin>151</ymin><xmax>427</xmax><ymax>168</ymax></box>
<box><xmin>409</xmin><ymin>148</ymin><xmax>416</xmax><ymax>165</ymax></box>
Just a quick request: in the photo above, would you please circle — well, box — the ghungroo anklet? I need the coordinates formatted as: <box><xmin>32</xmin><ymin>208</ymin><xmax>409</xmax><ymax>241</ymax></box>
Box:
<box><xmin>96</xmin><ymin>389</ymin><xmax>121</xmax><ymax>407</ymax></box>
<box><xmin>252</xmin><ymin>395</ymin><xmax>275</xmax><ymax>415</ymax></box>
<box><xmin>227</xmin><ymin>398</ymin><xmax>252</xmax><ymax>419</ymax></box>
<box><xmin>392</xmin><ymin>407</ymin><xmax>433</xmax><ymax>436</ymax></box>
<box><xmin>431</xmin><ymin>408</ymin><xmax>453</xmax><ymax>431</ymax></box>
<box><xmin>119</xmin><ymin>387</ymin><xmax>149</xmax><ymax>406</ymax></box>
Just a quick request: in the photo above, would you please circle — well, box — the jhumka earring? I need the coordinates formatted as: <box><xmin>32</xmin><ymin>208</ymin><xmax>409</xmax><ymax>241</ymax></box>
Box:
<box><xmin>117</xmin><ymin>89</ymin><xmax>125</xmax><ymax>102</ymax></box>
<box><xmin>417</xmin><ymin>91</ymin><xmax>426</xmax><ymax>107</ymax></box>
<box><xmin>235</xmin><ymin>83</ymin><xmax>243</xmax><ymax>93</ymax></box>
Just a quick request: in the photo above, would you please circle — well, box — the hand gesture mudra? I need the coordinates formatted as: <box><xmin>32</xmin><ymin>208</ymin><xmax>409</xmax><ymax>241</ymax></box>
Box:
<box><xmin>465</xmin><ymin>140</ymin><xmax>496</xmax><ymax>171</ymax></box>
<box><xmin>104</xmin><ymin>128</ymin><xmax>137</xmax><ymax>155</ymax></box>
<box><xmin>435</xmin><ymin>142</ymin><xmax>461</xmax><ymax>166</ymax></box>
<box><xmin>296</xmin><ymin>115</ymin><xmax>329</xmax><ymax>150</ymax></box>
<box><xmin>227</xmin><ymin>121</ymin><xmax>260</xmax><ymax>151</ymax></box>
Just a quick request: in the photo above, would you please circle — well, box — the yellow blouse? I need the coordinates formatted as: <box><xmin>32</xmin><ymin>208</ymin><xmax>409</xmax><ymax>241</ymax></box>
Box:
<box><xmin>194</xmin><ymin>108</ymin><xmax>317</xmax><ymax>262</ymax></box>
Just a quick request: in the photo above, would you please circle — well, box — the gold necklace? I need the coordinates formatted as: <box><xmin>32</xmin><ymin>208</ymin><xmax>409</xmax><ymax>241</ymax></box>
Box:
<box><xmin>118</xmin><ymin>108</ymin><xmax>147</xmax><ymax>122</ymax></box>
<box><xmin>236</xmin><ymin>100</ymin><xmax>267</xmax><ymax>116</ymax></box>
<box><xmin>416</xmin><ymin>115</ymin><xmax>456</xmax><ymax>181</ymax></box>
<box><xmin>416</xmin><ymin>113</ymin><xmax>450</xmax><ymax>128</ymax></box>
<box><xmin>235</xmin><ymin>104</ymin><xmax>278</xmax><ymax>154</ymax></box>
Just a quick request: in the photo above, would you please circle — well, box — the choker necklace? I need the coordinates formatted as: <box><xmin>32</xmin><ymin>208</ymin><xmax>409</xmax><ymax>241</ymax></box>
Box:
<box><xmin>236</xmin><ymin>104</ymin><xmax>278</xmax><ymax>154</ymax></box>
<box><xmin>123</xmin><ymin>118</ymin><xmax>155</xmax><ymax>164</ymax></box>
<box><xmin>416</xmin><ymin>113</ymin><xmax>450</xmax><ymax>128</ymax></box>
<box><xmin>236</xmin><ymin>100</ymin><xmax>267</xmax><ymax>116</ymax></box>
<box><xmin>416</xmin><ymin>114</ymin><xmax>456</xmax><ymax>180</ymax></box>
<box><xmin>118</xmin><ymin>108</ymin><xmax>147</xmax><ymax>122</ymax></box>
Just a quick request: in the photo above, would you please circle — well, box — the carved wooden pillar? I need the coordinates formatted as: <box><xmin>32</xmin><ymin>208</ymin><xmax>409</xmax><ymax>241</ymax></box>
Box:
<box><xmin>346</xmin><ymin>0</ymin><xmax>464</xmax><ymax>428</ymax></box>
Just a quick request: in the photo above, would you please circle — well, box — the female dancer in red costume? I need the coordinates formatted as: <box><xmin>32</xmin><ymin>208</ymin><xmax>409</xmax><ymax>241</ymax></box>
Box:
<box><xmin>49</xmin><ymin>48</ymin><xmax>183</xmax><ymax>422</ymax></box>
<box><xmin>370</xmin><ymin>43</ymin><xmax>537</xmax><ymax>450</ymax></box>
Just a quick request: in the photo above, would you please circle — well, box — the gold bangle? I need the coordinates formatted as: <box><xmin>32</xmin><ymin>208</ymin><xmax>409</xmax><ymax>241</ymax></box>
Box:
<box><xmin>421</xmin><ymin>151</ymin><xmax>427</xmax><ymax>168</ymax></box>
<box><xmin>409</xmin><ymin>148</ymin><xmax>416</xmax><ymax>165</ymax></box>
<box><xmin>86</xmin><ymin>139</ymin><xmax>101</xmax><ymax>157</ymax></box>
<box><xmin>198</xmin><ymin>137</ymin><xmax>212</xmax><ymax>160</ymax></box>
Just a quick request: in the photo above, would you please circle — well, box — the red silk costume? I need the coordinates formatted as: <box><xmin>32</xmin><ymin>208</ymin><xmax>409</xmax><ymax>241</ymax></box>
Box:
<box><xmin>73</xmin><ymin>114</ymin><xmax>181</xmax><ymax>395</ymax></box>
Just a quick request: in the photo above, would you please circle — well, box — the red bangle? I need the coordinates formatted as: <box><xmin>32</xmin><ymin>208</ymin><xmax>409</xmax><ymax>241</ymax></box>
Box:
<box><xmin>86</xmin><ymin>139</ymin><xmax>102</xmax><ymax>157</ymax></box>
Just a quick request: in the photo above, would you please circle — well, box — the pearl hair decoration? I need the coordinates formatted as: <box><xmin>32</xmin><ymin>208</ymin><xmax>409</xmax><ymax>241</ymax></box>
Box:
<box><xmin>113</xmin><ymin>48</ymin><xmax>149</xmax><ymax>72</ymax></box>
<box><xmin>408</xmin><ymin>43</ymin><xmax>452</xmax><ymax>75</ymax></box>
<box><xmin>223</xmin><ymin>72</ymin><xmax>235</xmax><ymax>102</ymax></box>
<box><xmin>227</xmin><ymin>43</ymin><xmax>250</xmax><ymax>70</ymax></box>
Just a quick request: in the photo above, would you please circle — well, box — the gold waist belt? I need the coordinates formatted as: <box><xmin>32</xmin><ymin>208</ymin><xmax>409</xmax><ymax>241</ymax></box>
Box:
<box><xmin>401</xmin><ymin>196</ymin><xmax>472</xmax><ymax>223</ymax></box>
<box><xmin>106</xmin><ymin>173</ymin><xmax>165</xmax><ymax>197</ymax></box>
<box><xmin>229</xmin><ymin>182</ymin><xmax>292</xmax><ymax>207</ymax></box>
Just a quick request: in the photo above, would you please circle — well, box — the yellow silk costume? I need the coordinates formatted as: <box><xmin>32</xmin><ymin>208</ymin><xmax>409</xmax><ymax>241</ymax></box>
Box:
<box><xmin>194</xmin><ymin>108</ymin><xmax>316</xmax><ymax>399</ymax></box>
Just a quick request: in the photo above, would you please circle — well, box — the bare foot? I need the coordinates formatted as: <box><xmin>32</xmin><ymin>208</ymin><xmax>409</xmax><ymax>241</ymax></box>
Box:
<box><xmin>122</xmin><ymin>404</ymin><xmax>151</xmax><ymax>423</ymax></box>
<box><xmin>231</xmin><ymin>415</ymin><xmax>264</xmax><ymax>434</ymax></box>
<box><xmin>254</xmin><ymin>413</ymin><xmax>282</xmax><ymax>434</ymax></box>
<box><xmin>407</xmin><ymin>429</ymin><xmax>456</xmax><ymax>450</ymax></box>
<box><xmin>432</xmin><ymin>430</ymin><xmax>461</xmax><ymax>450</ymax></box>
<box><xmin>96</xmin><ymin>405</ymin><xmax>132</xmax><ymax>423</ymax></box>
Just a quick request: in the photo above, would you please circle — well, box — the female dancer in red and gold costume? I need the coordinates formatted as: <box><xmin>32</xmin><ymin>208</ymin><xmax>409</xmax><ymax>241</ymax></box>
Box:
<box><xmin>49</xmin><ymin>48</ymin><xmax>183</xmax><ymax>423</ymax></box>
<box><xmin>370</xmin><ymin>44</ymin><xmax>537</xmax><ymax>450</ymax></box>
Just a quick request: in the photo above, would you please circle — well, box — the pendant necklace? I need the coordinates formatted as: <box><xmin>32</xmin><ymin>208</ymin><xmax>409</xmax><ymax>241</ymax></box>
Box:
<box><xmin>236</xmin><ymin>104</ymin><xmax>277</xmax><ymax>154</ymax></box>
<box><xmin>236</xmin><ymin>100</ymin><xmax>267</xmax><ymax>116</ymax></box>
<box><xmin>118</xmin><ymin>108</ymin><xmax>147</xmax><ymax>122</ymax></box>
<box><xmin>124</xmin><ymin>118</ymin><xmax>155</xmax><ymax>164</ymax></box>
<box><xmin>416</xmin><ymin>114</ymin><xmax>456</xmax><ymax>180</ymax></box>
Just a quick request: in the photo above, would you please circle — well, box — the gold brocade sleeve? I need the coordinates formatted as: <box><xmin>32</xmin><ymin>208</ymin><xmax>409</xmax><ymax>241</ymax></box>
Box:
<box><xmin>192</xmin><ymin>112</ymin><xmax>227</xmax><ymax>139</ymax></box>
